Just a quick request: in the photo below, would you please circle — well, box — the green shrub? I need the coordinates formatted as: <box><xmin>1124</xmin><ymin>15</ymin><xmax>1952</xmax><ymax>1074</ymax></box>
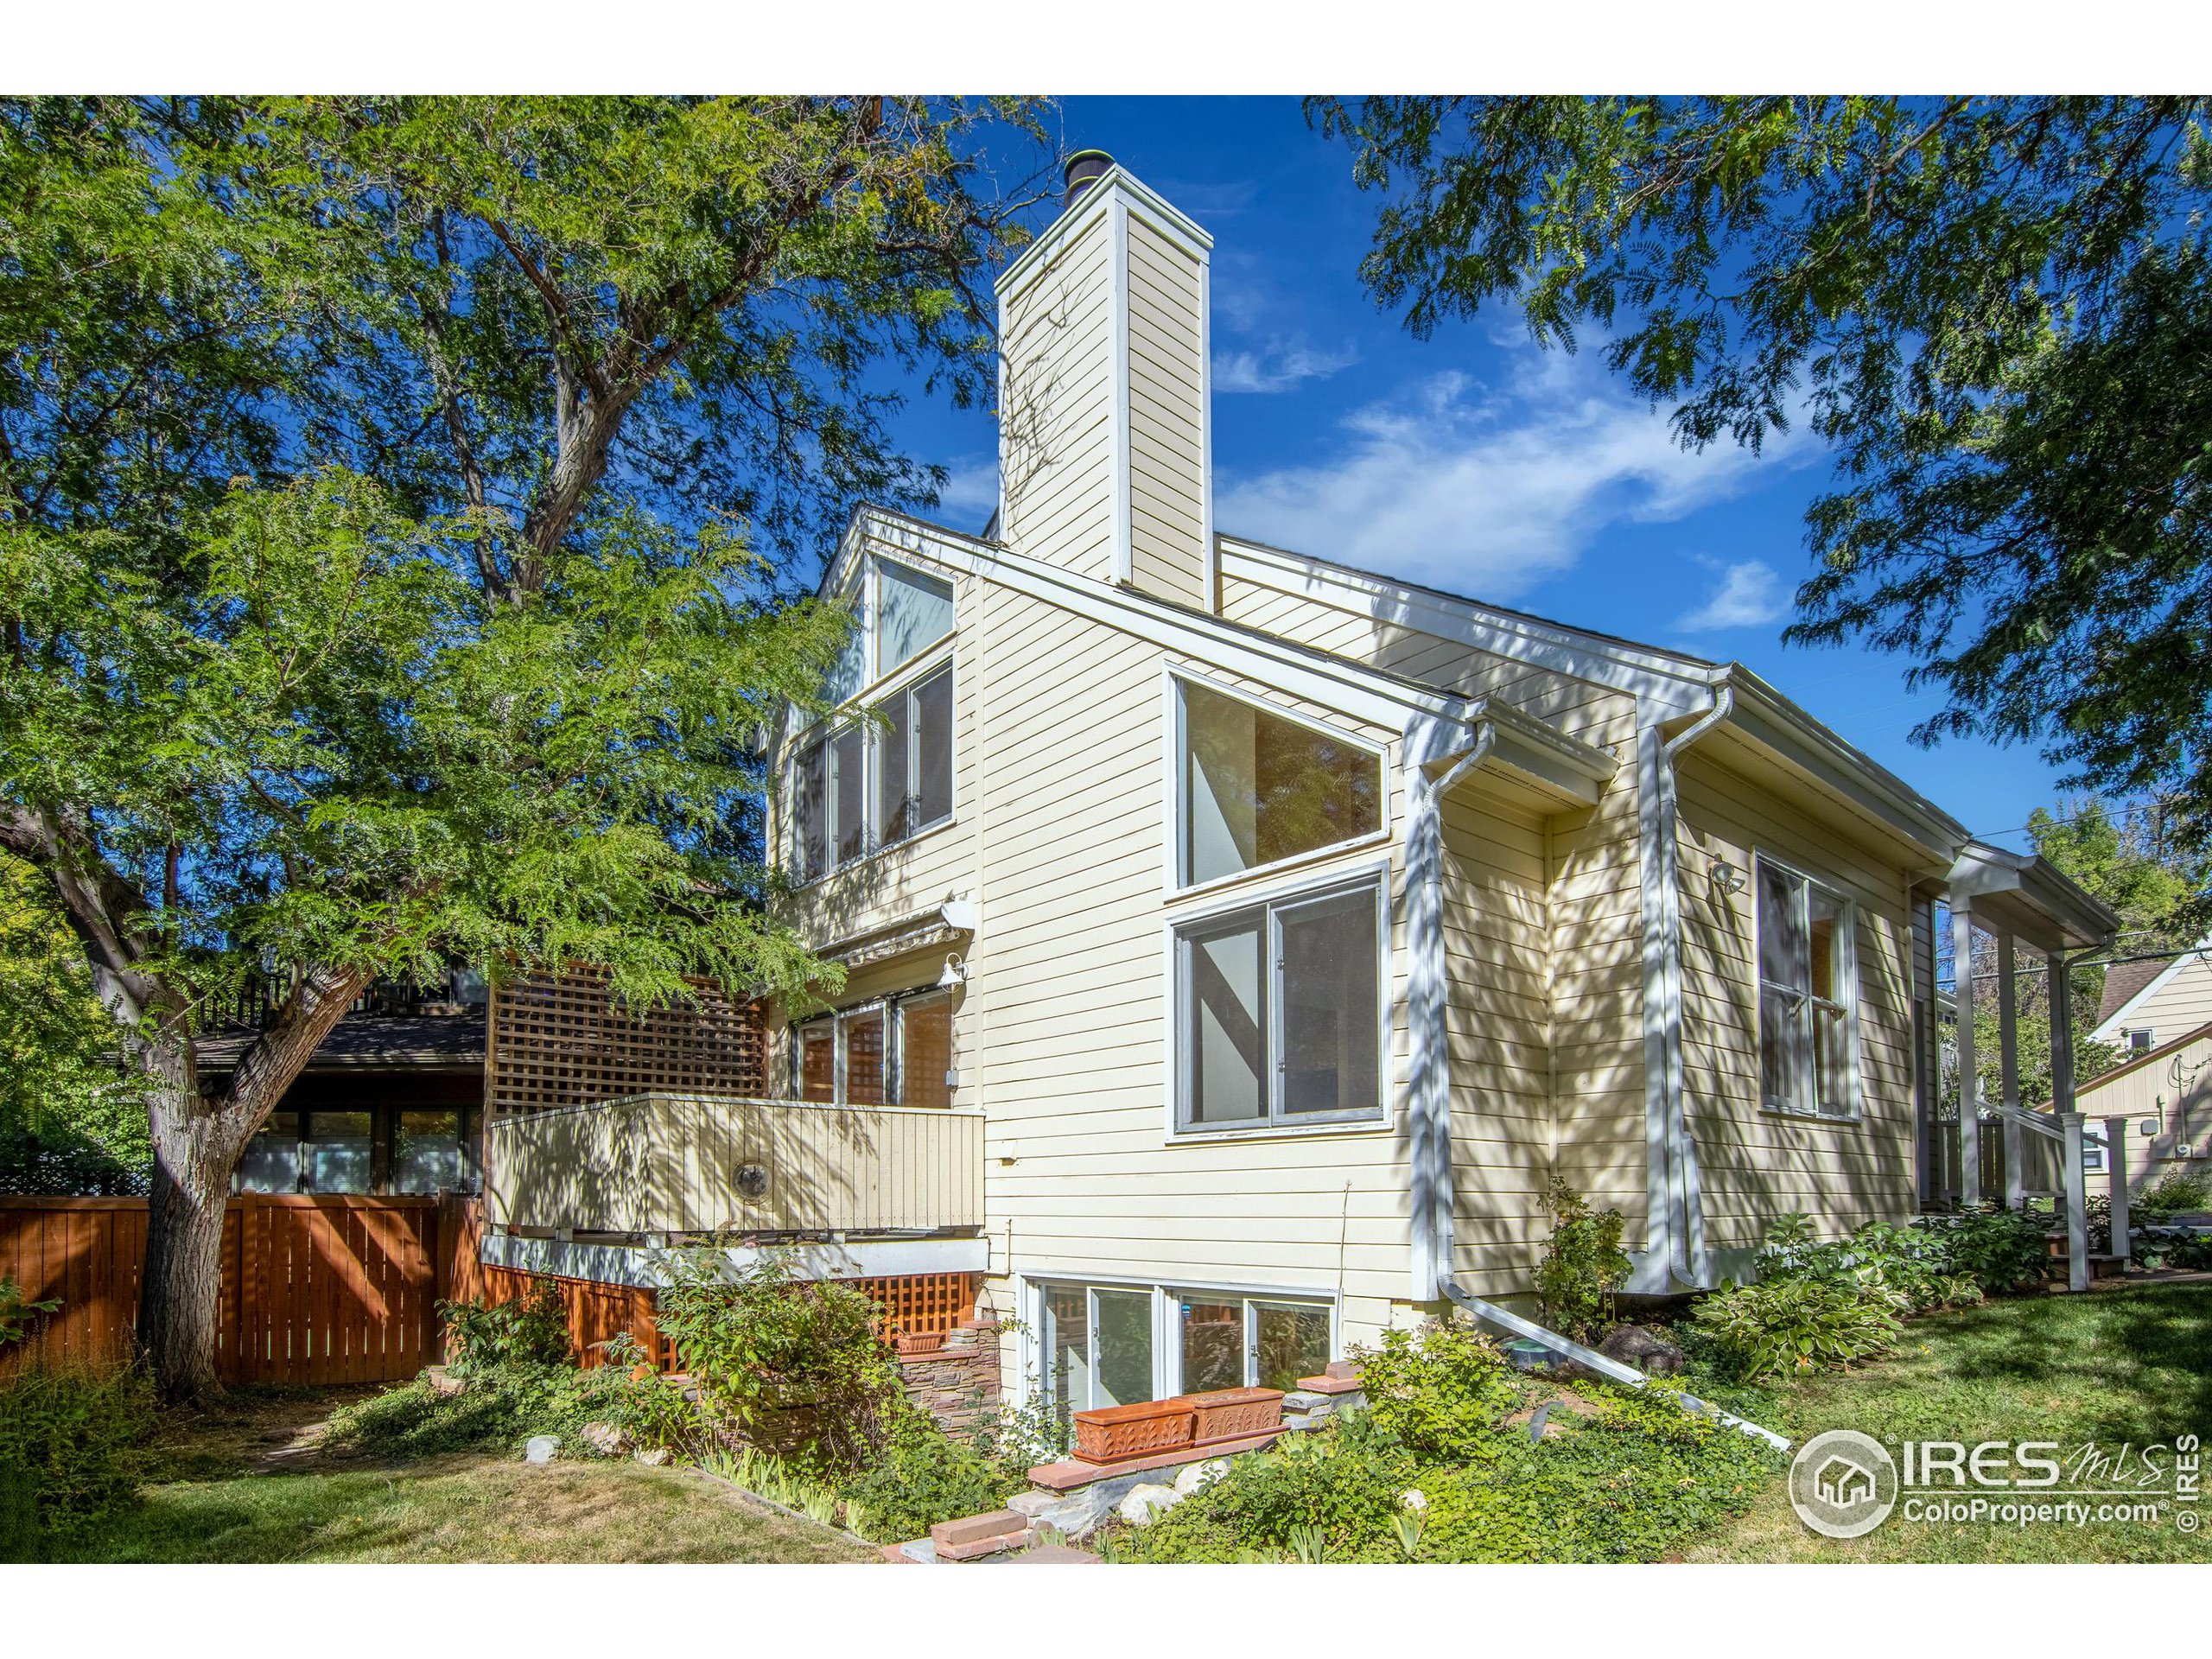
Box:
<box><xmin>1345</xmin><ymin>1318</ymin><xmax>1522</xmax><ymax>1461</ymax></box>
<box><xmin>1109</xmin><ymin>1414</ymin><xmax>1419</xmax><ymax>1562</ymax></box>
<box><xmin>0</xmin><ymin>1276</ymin><xmax>60</xmax><ymax>1348</ymax></box>
<box><xmin>1689</xmin><ymin>1276</ymin><xmax>1904</xmax><ymax>1381</ymax></box>
<box><xmin>1535</xmin><ymin>1178</ymin><xmax>1630</xmax><ymax>1338</ymax></box>
<box><xmin>838</xmin><ymin>1414</ymin><xmax>1026</xmax><ymax>1543</ymax></box>
<box><xmin>1110</xmin><ymin>1395</ymin><xmax>1777</xmax><ymax>1564</ymax></box>
<box><xmin>2137</xmin><ymin>1169</ymin><xmax>2212</xmax><ymax>1219</ymax></box>
<box><xmin>440</xmin><ymin>1282</ymin><xmax>573</xmax><ymax>1374</ymax></box>
<box><xmin>1919</xmin><ymin>1205</ymin><xmax>2051</xmax><ymax>1293</ymax></box>
<box><xmin>1755</xmin><ymin>1211</ymin><xmax>1976</xmax><ymax>1313</ymax></box>
<box><xmin>652</xmin><ymin>1246</ymin><xmax>902</xmax><ymax>1477</ymax></box>
<box><xmin>0</xmin><ymin>1366</ymin><xmax>156</xmax><ymax>1551</ymax></box>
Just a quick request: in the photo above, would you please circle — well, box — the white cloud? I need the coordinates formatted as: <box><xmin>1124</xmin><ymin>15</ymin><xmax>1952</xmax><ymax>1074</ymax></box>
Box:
<box><xmin>1674</xmin><ymin>560</ymin><xmax>1790</xmax><ymax>632</ymax></box>
<box><xmin>1214</xmin><ymin>345</ymin><xmax>1813</xmax><ymax>603</ymax></box>
<box><xmin>931</xmin><ymin>454</ymin><xmax>998</xmax><ymax>529</ymax></box>
<box><xmin>1213</xmin><ymin>340</ymin><xmax>1359</xmax><ymax>395</ymax></box>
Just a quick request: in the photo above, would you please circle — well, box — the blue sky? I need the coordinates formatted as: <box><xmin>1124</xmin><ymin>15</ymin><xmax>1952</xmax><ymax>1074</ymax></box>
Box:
<box><xmin>893</xmin><ymin>95</ymin><xmax>2073</xmax><ymax>853</ymax></box>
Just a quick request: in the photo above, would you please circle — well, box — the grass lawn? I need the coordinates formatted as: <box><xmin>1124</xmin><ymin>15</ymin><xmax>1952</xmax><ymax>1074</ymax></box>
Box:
<box><xmin>54</xmin><ymin>1389</ymin><xmax>874</xmax><ymax>1564</ymax></box>
<box><xmin>1689</xmin><ymin>1280</ymin><xmax>2212</xmax><ymax>1563</ymax></box>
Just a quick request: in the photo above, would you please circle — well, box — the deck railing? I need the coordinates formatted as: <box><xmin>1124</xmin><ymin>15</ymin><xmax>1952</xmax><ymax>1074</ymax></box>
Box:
<box><xmin>483</xmin><ymin>1093</ymin><xmax>983</xmax><ymax>1238</ymax></box>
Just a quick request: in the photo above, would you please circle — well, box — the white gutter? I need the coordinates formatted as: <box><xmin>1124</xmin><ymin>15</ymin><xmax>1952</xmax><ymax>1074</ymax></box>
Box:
<box><xmin>1407</xmin><ymin>719</ymin><xmax>1496</xmax><ymax>1303</ymax></box>
<box><xmin>1436</xmin><ymin>1278</ymin><xmax>1790</xmax><ymax>1451</ymax></box>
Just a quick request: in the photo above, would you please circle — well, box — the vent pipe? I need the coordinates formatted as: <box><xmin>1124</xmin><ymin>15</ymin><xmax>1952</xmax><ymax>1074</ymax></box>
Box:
<box><xmin>1062</xmin><ymin>149</ymin><xmax>1113</xmax><ymax>211</ymax></box>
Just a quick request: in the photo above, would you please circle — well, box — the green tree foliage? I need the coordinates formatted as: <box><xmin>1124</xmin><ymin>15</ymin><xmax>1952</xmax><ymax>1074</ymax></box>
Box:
<box><xmin>0</xmin><ymin>96</ymin><xmax>1044</xmax><ymax>1397</ymax></box>
<box><xmin>1317</xmin><ymin>98</ymin><xmax>2212</xmax><ymax>912</ymax></box>
<box><xmin>0</xmin><ymin>853</ymin><xmax>149</xmax><ymax>1192</ymax></box>
<box><xmin>2029</xmin><ymin>798</ymin><xmax>2210</xmax><ymax>955</ymax></box>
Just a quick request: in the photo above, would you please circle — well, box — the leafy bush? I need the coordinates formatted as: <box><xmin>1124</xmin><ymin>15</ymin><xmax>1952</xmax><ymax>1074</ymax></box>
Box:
<box><xmin>440</xmin><ymin>1282</ymin><xmax>573</xmax><ymax>1374</ymax></box>
<box><xmin>1110</xmin><ymin>1395</ymin><xmax>1777</xmax><ymax>1564</ymax></box>
<box><xmin>0</xmin><ymin>1275</ymin><xmax>59</xmax><ymax>1346</ymax></box>
<box><xmin>1755</xmin><ymin>1211</ymin><xmax>1979</xmax><ymax>1313</ymax></box>
<box><xmin>1108</xmin><ymin>1414</ymin><xmax>1419</xmax><ymax>1562</ymax></box>
<box><xmin>1345</xmin><ymin>1318</ymin><xmax>1522</xmax><ymax>1461</ymax></box>
<box><xmin>1920</xmin><ymin>1205</ymin><xmax>2051</xmax><ymax>1293</ymax></box>
<box><xmin>838</xmin><ymin>1414</ymin><xmax>1027</xmax><ymax>1543</ymax></box>
<box><xmin>2137</xmin><ymin>1169</ymin><xmax>2212</xmax><ymax>1219</ymax></box>
<box><xmin>652</xmin><ymin>1246</ymin><xmax>902</xmax><ymax>1476</ymax></box>
<box><xmin>0</xmin><ymin>1366</ymin><xmax>157</xmax><ymax>1552</ymax></box>
<box><xmin>1689</xmin><ymin>1276</ymin><xmax>1904</xmax><ymax>1381</ymax></box>
<box><xmin>1535</xmin><ymin>1178</ymin><xmax>1630</xmax><ymax>1338</ymax></box>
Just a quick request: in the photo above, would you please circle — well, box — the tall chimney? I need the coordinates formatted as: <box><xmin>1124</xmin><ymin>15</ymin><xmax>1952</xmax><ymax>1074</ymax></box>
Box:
<box><xmin>995</xmin><ymin>157</ymin><xmax>1217</xmax><ymax>610</ymax></box>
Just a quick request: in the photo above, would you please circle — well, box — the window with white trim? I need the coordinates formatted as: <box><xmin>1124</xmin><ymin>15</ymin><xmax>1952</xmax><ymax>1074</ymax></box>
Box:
<box><xmin>1040</xmin><ymin>1281</ymin><xmax>1335</xmax><ymax>1412</ymax></box>
<box><xmin>1175</xmin><ymin>677</ymin><xmax>1382</xmax><ymax>888</ymax></box>
<box><xmin>875</xmin><ymin>661</ymin><xmax>953</xmax><ymax>848</ymax></box>
<box><xmin>791</xmin><ymin>990</ymin><xmax>955</xmax><ymax>1108</ymax></box>
<box><xmin>1175</xmin><ymin>874</ymin><xmax>1384</xmax><ymax>1132</ymax></box>
<box><xmin>1757</xmin><ymin>858</ymin><xmax>1859</xmax><ymax>1119</ymax></box>
<box><xmin>791</xmin><ymin>659</ymin><xmax>953</xmax><ymax>880</ymax></box>
<box><xmin>2122</xmin><ymin>1027</ymin><xmax>2156</xmax><ymax>1055</ymax></box>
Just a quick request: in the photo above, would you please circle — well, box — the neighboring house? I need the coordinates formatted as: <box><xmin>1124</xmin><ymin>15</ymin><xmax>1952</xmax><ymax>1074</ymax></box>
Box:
<box><xmin>207</xmin><ymin>973</ymin><xmax>487</xmax><ymax>1198</ymax></box>
<box><xmin>480</xmin><ymin>156</ymin><xmax>2117</xmax><ymax>1414</ymax></box>
<box><xmin>2075</xmin><ymin>1020</ymin><xmax>2212</xmax><ymax>1196</ymax></box>
<box><xmin>2089</xmin><ymin>938</ymin><xmax>2212</xmax><ymax>1057</ymax></box>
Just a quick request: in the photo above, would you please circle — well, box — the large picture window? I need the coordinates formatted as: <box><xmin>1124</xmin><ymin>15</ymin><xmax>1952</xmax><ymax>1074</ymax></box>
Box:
<box><xmin>1758</xmin><ymin>858</ymin><xmax>1859</xmax><ymax>1119</ymax></box>
<box><xmin>1177</xmin><ymin>678</ymin><xmax>1382</xmax><ymax>887</ymax></box>
<box><xmin>1175</xmin><ymin>876</ymin><xmax>1383</xmax><ymax>1132</ymax></box>
<box><xmin>793</xmin><ymin>660</ymin><xmax>953</xmax><ymax>880</ymax></box>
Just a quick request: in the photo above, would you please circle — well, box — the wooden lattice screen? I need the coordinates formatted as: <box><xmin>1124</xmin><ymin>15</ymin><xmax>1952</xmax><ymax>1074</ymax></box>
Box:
<box><xmin>844</xmin><ymin>1271</ymin><xmax>979</xmax><ymax>1338</ymax></box>
<box><xmin>486</xmin><ymin>966</ymin><xmax>768</xmax><ymax>1118</ymax></box>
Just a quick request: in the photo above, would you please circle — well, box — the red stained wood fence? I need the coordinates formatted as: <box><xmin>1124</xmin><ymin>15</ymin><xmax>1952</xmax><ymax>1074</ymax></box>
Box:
<box><xmin>1</xmin><ymin>1194</ymin><xmax>444</xmax><ymax>1384</ymax></box>
<box><xmin>4</xmin><ymin>1192</ymin><xmax>980</xmax><ymax>1382</ymax></box>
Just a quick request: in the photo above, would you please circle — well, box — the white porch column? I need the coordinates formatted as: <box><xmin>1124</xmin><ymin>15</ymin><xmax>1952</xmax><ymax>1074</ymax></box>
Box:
<box><xmin>2061</xmin><ymin>1113</ymin><xmax>2090</xmax><ymax>1292</ymax></box>
<box><xmin>1952</xmin><ymin>899</ymin><xmax>1980</xmax><ymax>1205</ymax></box>
<box><xmin>2106</xmin><ymin>1116</ymin><xmax>2131</xmax><ymax>1263</ymax></box>
<box><xmin>1999</xmin><ymin>931</ymin><xmax>2022</xmax><ymax>1210</ymax></box>
<box><xmin>2050</xmin><ymin>949</ymin><xmax>2077</xmax><ymax>1118</ymax></box>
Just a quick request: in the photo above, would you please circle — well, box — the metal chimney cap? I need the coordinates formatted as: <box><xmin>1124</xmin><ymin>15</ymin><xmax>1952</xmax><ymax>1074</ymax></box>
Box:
<box><xmin>1063</xmin><ymin>149</ymin><xmax>1115</xmax><ymax>210</ymax></box>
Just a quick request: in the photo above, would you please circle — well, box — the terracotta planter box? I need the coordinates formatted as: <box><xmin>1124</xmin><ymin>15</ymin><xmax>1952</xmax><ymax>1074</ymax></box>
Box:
<box><xmin>895</xmin><ymin>1332</ymin><xmax>945</xmax><ymax>1355</ymax></box>
<box><xmin>1073</xmin><ymin>1398</ymin><xmax>1195</xmax><ymax>1464</ymax></box>
<box><xmin>1186</xmin><ymin>1386</ymin><xmax>1283</xmax><ymax>1444</ymax></box>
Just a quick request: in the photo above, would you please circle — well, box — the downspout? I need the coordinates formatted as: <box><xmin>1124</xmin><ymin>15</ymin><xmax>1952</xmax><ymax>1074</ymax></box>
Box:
<box><xmin>1408</xmin><ymin>721</ymin><xmax>1495</xmax><ymax>1305</ymax></box>
<box><xmin>1653</xmin><ymin>680</ymin><xmax>1732</xmax><ymax>1289</ymax></box>
<box><xmin>1410</xmin><ymin>702</ymin><xmax>1789</xmax><ymax>1452</ymax></box>
<box><xmin>1435</xmin><ymin>1278</ymin><xmax>1789</xmax><ymax>1450</ymax></box>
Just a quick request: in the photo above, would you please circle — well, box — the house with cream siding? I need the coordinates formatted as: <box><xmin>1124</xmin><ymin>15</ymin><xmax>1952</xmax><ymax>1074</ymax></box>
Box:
<box><xmin>482</xmin><ymin>155</ymin><xmax>2121</xmax><ymax>1414</ymax></box>
<box><xmin>2089</xmin><ymin>938</ymin><xmax>2212</xmax><ymax>1056</ymax></box>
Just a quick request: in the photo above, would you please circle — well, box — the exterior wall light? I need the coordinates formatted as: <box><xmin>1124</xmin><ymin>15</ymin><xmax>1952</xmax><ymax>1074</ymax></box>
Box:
<box><xmin>1710</xmin><ymin>860</ymin><xmax>1749</xmax><ymax>896</ymax></box>
<box><xmin>938</xmin><ymin>952</ymin><xmax>968</xmax><ymax>990</ymax></box>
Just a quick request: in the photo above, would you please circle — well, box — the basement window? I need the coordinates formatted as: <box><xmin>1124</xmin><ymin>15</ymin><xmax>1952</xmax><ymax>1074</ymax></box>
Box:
<box><xmin>1039</xmin><ymin>1281</ymin><xmax>1337</xmax><ymax>1409</ymax></box>
<box><xmin>1757</xmin><ymin>857</ymin><xmax>1860</xmax><ymax>1120</ymax></box>
<box><xmin>1175</xmin><ymin>677</ymin><xmax>1382</xmax><ymax>888</ymax></box>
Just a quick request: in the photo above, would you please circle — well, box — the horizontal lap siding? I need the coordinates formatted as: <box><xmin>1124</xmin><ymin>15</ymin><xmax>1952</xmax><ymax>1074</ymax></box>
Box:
<box><xmin>973</xmin><ymin>582</ymin><xmax>1415</xmax><ymax>1350</ymax></box>
<box><xmin>1674</xmin><ymin>752</ymin><xmax>1917</xmax><ymax>1249</ymax></box>
<box><xmin>1123</xmin><ymin>214</ymin><xmax>1209</xmax><ymax>609</ymax></box>
<box><xmin>1443</xmin><ymin>793</ymin><xmax>1554</xmax><ymax>1298</ymax></box>
<box><xmin>1002</xmin><ymin>229</ymin><xmax>1116</xmax><ymax>582</ymax></box>
<box><xmin>1549</xmin><ymin>779</ymin><xmax>1649</xmax><ymax>1239</ymax></box>
<box><xmin>1215</xmin><ymin>575</ymin><xmax>1637</xmax><ymax>753</ymax></box>
<box><xmin>2115</xmin><ymin>957</ymin><xmax>2212</xmax><ymax>1044</ymax></box>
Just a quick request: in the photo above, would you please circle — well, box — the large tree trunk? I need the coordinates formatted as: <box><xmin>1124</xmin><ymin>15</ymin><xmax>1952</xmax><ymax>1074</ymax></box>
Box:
<box><xmin>134</xmin><ymin>962</ymin><xmax>377</xmax><ymax>1402</ymax></box>
<box><xmin>138</xmin><ymin>1065</ymin><xmax>246</xmax><ymax>1403</ymax></box>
